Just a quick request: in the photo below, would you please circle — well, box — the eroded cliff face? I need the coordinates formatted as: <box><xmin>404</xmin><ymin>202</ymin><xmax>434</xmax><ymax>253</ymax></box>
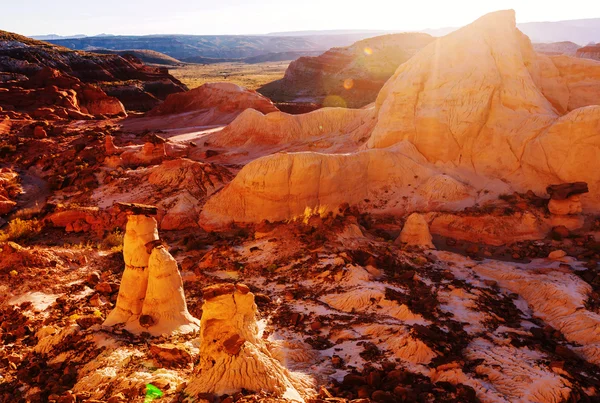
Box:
<box><xmin>0</xmin><ymin>30</ymin><xmax>186</xmax><ymax>112</ymax></box>
<box><xmin>200</xmin><ymin>10</ymin><xmax>600</xmax><ymax>228</ymax></box>
<box><xmin>577</xmin><ymin>44</ymin><xmax>600</xmax><ymax>61</ymax></box>
<box><xmin>367</xmin><ymin>10</ymin><xmax>600</xmax><ymax>201</ymax></box>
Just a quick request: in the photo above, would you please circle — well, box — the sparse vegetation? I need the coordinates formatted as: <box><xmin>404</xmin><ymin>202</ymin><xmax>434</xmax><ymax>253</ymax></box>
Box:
<box><xmin>0</xmin><ymin>218</ymin><xmax>42</xmax><ymax>242</ymax></box>
<box><xmin>102</xmin><ymin>229</ymin><xmax>124</xmax><ymax>252</ymax></box>
<box><xmin>169</xmin><ymin>61</ymin><xmax>289</xmax><ymax>90</ymax></box>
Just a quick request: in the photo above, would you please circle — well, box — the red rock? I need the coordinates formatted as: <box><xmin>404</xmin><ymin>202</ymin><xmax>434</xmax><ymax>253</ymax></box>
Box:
<box><xmin>261</xmin><ymin>33</ymin><xmax>435</xmax><ymax>109</ymax></box>
<box><xmin>149</xmin><ymin>343</ymin><xmax>193</xmax><ymax>368</ymax></box>
<box><xmin>147</xmin><ymin>82</ymin><xmax>277</xmax><ymax>117</ymax></box>
<box><xmin>95</xmin><ymin>282</ymin><xmax>113</xmax><ymax>294</ymax></box>
<box><xmin>223</xmin><ymin>334</ymin><xmax>246</xmax><ymax>355</ymax></box>
<box><xmin>33</xmin><ymin>126</ymin><xmax>47</xmax><ymax>138</ymax></box>
<box><xmin>551</xmin><ymin>226</ymin><xmax>570</xmax><ymax>240</ymax></box>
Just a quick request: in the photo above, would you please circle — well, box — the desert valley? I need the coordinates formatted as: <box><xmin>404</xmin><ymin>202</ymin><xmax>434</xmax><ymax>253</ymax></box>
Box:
<box><xmin>1</xmin><ymin>5</ymin><xmax>600</xmax><ymax>403</ymax></box>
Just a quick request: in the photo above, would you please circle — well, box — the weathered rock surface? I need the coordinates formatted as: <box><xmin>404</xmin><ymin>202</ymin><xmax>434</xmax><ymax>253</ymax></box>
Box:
<box><xmin>148</xmin><ymin>82</ymin><xmax>277</xmax><ymax>117</ymax></box>
<box><xmin>367</xmin><ymin>11</ymin><xmax>600</xmax><ymax>205</ymax></box>
<box><xmin>199</xmin><ymin>144</ymin><xmax>440</xmax><ymax>228</ymax></box>
<box><xmin>0</xmin><ymin>30</ymin><xmax>186</xmax><ymax>113</ymax></box>
<box><xmin>185</xmin><ymin>283</ymin><xmax>312</xmax><ymax>398</ymax></box>
<box><xmin>104</xmin><ymin>213</ymin><xmax>199</xmax><ymax>335</ymax></box>
<box><xmin>0</xmin><ymin>168</ymin><xmax>20</xmax><ymax>215</ymax></box>
<box><xmin>577</xmin><ymin>44</ymin><xmax>600</xmax><ymax>61</ymax></box>
<box><xmin>396</xmin><ymin>213</ymin><xmax>434</xmax><ymax>249</ymax></box>
<box><xmin>205</xmin><ymin>106</ymin><xmax>370</xmax><ymax>150</ymax></box>
<box><xmin>0</xmin><ymin>67</ymin><xmax>126</xmax><ymax>119</ymax></box>
<box><xmin>201</xmin><ymin>10</ymin><xmax>600</xmax><ymax>228</ymax></box>
<box><xmin>259</xmin><ymin>33</ymin><xmax>434</xmax><ymax>109</ymax></box>
<box><xmin>533</xmin><ymin>41</ymin><xmax>580</xmax><ymax>56</ymax></box>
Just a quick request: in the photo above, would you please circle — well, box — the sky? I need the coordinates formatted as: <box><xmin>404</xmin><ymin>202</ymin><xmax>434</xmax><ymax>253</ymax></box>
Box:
<box><xmin>2</xmin><ymin>0</ymin><xmax>600</xmax><ymax>36</ymax></box>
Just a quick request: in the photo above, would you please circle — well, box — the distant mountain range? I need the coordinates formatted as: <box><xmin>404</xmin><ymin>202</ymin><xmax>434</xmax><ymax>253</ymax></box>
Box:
<box><xmin>45</xmin><ymin>35</ymin><xmax>329</xmax><ymax>61</ymax></box>
<box><xmin>32</xmin><ymin>17</ymin><xmax>600</xmax><ymax>63</ymax></box>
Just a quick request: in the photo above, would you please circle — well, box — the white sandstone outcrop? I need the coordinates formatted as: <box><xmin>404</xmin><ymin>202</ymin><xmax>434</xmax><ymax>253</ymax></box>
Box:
<box><xmin>396</xmin><ymin>213</ymin><xmax>434</xmax><ymax>249</ymax></box>
<box><xmin>199</xmin><ymin>10</ymin><xmax>600</xmax><ymax>228</ymax></box>
<box><xmin>185</xmin><ymin>283</ymin><xmax>313</xmax><ymax>399</ymax></box>
<box><xmin>104</xmin><ymin>209</ymin><xmax>199</xmax><ymax>335</ymax></box>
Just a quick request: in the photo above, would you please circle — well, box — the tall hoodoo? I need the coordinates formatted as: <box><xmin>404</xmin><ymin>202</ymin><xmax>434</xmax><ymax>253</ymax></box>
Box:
<box><xmin>185</xmin><ymin>283</ymin><xmax>313</xmax><ymax>399</ymax></box>
<box><xmin>103</xmin><ymin>203</ymin><xmax>199</xmax><ymax>335</ymax></box>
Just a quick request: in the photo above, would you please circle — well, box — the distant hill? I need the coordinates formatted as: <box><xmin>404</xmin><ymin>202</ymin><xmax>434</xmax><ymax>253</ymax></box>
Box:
<box><xmin>44</xmin><ymin>33</ymin><xmax>410</xmax><ymax>61</ymax></box>
<box><xmin>265</xmin><ymin>29</ymin><xmax>393</xmax><ymax>36</ymax></box>
<box><xmin>182</xmin><ymin>50</ymin><xmax>323</xmax><ymax>64</ymax></box>
<box><xmin>518</xmin><ymin>18</ymin><xmax>600</xmax><ymax>44</ymax></box>
<box><xmin>259</xmin><ymin>32</ymin><xmax>435</xmax><ymax>110</ymax></box>
<box><xmin>31</xmin><ymin>34</ymin><xmax>87</xmax><ymax>40</ymax></box>
<box><xmin>533</xmin><ymin>41</ymin><xmax>581</xmax><ymax>55</ymax></box>
<box><xmin>92</xmin><ymin>49</ymin><xmax>182</xmax><ymax>66</ymax></box>
<box><xmin>47</xmin><ymin>35</ymin><xmax>326</xmax><ymax>60</ymax></box>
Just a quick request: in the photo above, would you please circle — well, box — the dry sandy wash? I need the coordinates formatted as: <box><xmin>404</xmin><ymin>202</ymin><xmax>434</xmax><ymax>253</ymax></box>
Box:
<box><xmin>1</xmin><ymin>9</ymin><xmax>600</xmax><ymax>403</ymax></box>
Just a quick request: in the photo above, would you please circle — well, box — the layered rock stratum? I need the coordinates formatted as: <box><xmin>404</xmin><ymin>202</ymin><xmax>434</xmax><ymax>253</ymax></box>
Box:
<box><xmin>0</xmin><ymin>31</ymin><xmax>186</xmax><ymax>112</ymax></box>
<box><xmin>200</xmin><ymin>10</ymin><xmax>600</xmax><ymax>228</ymax></box>
<box><xmin>259</xmin><ymin>33</ymin><xmax>434</xmax><ymax>110</ymax></box>
<box><xmin>2</xmin><ymin>9</ymin><xmax>600</xmax><ymax>403</ymax></box>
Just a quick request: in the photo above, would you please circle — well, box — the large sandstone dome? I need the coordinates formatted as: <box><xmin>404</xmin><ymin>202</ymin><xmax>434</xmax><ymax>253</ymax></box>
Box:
<box><xmin>200</xmin><ymin>10</ymin><xmax>600</xmax><ymax>228</ymax></box>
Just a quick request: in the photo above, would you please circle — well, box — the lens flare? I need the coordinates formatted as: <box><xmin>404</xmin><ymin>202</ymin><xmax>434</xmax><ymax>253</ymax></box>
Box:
<box><xmin>343</xmin><ymin>78</ymin><xmax>354</xmax><ymax>90</ymax></box>
<box><xmin>364</xmin><ymin>47</ymin><xmax>373</xmax><ymax>55</ymax></box>
<box><xmin>323</xmin><ymin>95</ymin><xmax>347</xmax><ymax>108</ymax></box>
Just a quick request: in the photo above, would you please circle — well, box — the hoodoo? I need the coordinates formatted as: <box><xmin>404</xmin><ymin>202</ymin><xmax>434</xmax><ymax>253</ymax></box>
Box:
<box><xmin>103</xmin><ymin>203</ymin><xmax>199</xmax><ymax>335</ymax></box>
<box><xmin>185</xmin><ymin>284</ymin><xmax>313</xmax><ymax>399</ymax></box>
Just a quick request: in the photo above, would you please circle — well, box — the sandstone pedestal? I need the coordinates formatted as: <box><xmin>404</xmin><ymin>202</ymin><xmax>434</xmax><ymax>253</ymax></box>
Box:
<box><xmin>548</xmin><ymin>196</ymin><xmax>583</xmax><ymax>215</ymax></box>
<box><xmin>185</xmin><ymin>283</ymin><xmax>313</xmax><ymax>399</ymax></box>
<box><xmin>103</xmin><ymin>207</ymin><xmax>199</xmax><ymax>336</ymax></box>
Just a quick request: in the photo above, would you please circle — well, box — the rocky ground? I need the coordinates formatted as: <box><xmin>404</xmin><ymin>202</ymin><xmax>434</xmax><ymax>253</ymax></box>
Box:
<box><xmin>1</xmin><ymin>208</ymin><xmax>600</xmax><ymax>403</ymax></box>
<box><xmin>2</xmin><ymin>8</ymin><xmax>600</xmax><ymax>403</ymax></box>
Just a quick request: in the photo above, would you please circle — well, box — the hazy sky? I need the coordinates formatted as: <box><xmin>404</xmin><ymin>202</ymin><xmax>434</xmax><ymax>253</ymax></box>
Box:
<box><xmin>2</xmin><ymin>0</ymin><xmax>600</xmax><ymax>36</ymax></box>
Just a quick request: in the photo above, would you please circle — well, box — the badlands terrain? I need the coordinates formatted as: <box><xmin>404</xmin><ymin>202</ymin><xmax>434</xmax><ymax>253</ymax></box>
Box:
<box><xmin>2</xmin><ymin>9</ymin><xmax>600</xmax><ymax>403</ymax></box>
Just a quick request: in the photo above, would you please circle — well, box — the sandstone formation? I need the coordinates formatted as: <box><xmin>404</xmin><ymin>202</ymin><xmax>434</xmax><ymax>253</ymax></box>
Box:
<box><xmin>205</xmin><ymin>106</ymin><xmax>370</xmax><ymax>150</ymax></box>
<box><xmin>396</xmin><ymin>213</ymin><xmax>434</xmax><ymax>249</ymax></box>
<box><xmin>577</xmin><ymin>44</ymin><xmax>600</xmax><ymax>61</ymax></box>
<box><xmin>185</xmin><ymin>283</ymin><xmax>312</xmax><ymax>399</ymax></box>
<box><xmin>547</xmin><ymin>182</ymin><xmax>588</xmax><ymax>215</ymax></box>
<box><xmin>533</xmin><ymin>41</ymin><xmax>580</xmax><ymax>56</ymax></box>
<box><xmin>259</xmin><ymin>33</ymin><xmax>434</xmax><ymax>110</ymax></box>
<box><xmin>200</xmin><ymin>10</ymin><xmax>600</xmax><ymax>228</ymax></box>
<box><xmin>0</xmin><ymin>30</ymin><xmax>186</xmax><ymax>112</ymax></box>
<box><xmin>121</xmin><ymin>83</ymin><xmax>279</xmax><ymax>133</ymax></box>
<box><xmin>104</xmin><ymin>208</ymin><xmax>199</xmax><ymax>335</ymax></box>
<box><xmin>199</xmin><ymin>144</ymin><xmax>440</xmax><ymax>228</ymax></box>
<box><xmin>0</xmin><ymin>67</ymin><xmax>126</xmax><ymax>119</ymax></box>
<box><xmin>147</xmin><ymin>82</ymin><xmax>277</xmax><ymax>117</ymax></box>
<box><xmin>367</xmin><ymin>11</ymin><xmax>600</xmax><ymax>202</ymax></box>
